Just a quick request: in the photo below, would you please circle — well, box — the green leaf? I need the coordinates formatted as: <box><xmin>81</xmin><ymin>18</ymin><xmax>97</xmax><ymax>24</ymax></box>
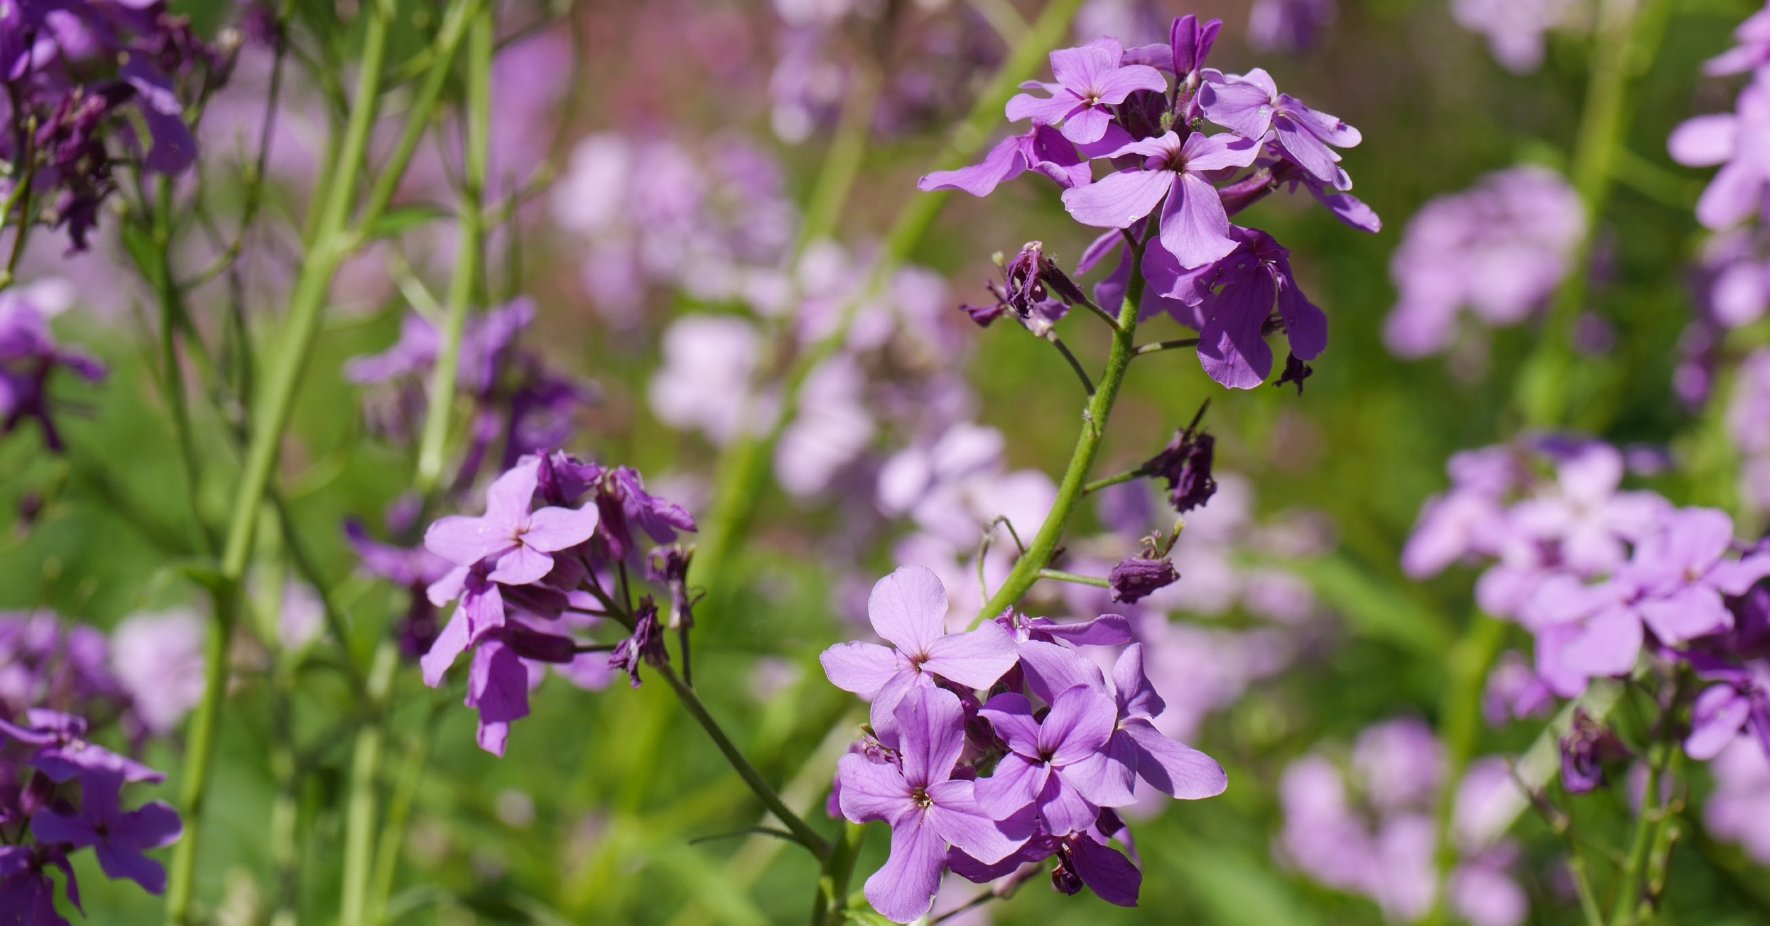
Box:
<box><xmin>364</xmin><ymin>203</ymin><xmax>451</xmax><ymax>240</ymax></box>
<box><xmin>1290</xmin><ymin>555</ymin><xmax>1453</xmax><ymax>657</ymax></box>
<box><xmin>1166</xmin><ymin>844</ymin><xmax>1328</xmax><ymax>926</ymax></box>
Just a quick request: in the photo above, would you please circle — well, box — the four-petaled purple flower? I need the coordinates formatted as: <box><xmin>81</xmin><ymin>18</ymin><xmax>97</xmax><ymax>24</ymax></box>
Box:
<box><xmin>977</xmin><ymin>685</ymin><xmax>1137</xmax><ymax>834</ymax></box>
<box><xmin>1006</xmin><ymin>39</ymin><xmax>1165</xmax><ymax>145</ymax></box>
<box><xmin>1200</xmin><ymin>67</ymin><xmax>1363</xmax><ymax>189</ymax></box>
<box><xmin>836</xmin><ymin>687</ymin><xmax>1031</xmax><ymax>923</ymax></box>
<box><xmin>29</xmin><ymin>772</ymin><xmax>182</xmax><ymax>894</ymax></box>
<box><xmin>820</xmin><ymin>565</ymin><xmax>1019</xmax><ymax>729</ymax></box>
<box><xmin>1062</xmin><ymin>130</ymin><xmax>1261</xmax><ymax>269</ymax></box>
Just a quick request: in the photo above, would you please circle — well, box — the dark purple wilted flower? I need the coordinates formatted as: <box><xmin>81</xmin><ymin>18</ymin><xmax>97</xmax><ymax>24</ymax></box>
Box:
<box><xmin>609</xmin><ymin>598</ymin><xmax>668</xmax><ymax>688</ymax></box>
<box><xmin>1143</xmin><ymin>415</ymin><xmax>1217</xmax><ymax>514</ymax></box>
<box><xmin>1558</xmin><ymin>710</ymin><xmax>1625</xmax><ymax>795</ymax></box>
<box><xmin>1108</xmin><ymin>557</ymin><xmax>1178</xmax><ymax>604</ymax></box>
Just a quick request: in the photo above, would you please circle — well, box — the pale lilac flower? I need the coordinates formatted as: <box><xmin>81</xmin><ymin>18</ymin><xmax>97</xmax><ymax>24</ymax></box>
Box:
<box><xmin>1669</xmin><ymin>72</ymin><xmax>1770</xmax><ymax>230</ymax></box>
<box><xmin>1728</xmin><ymin>350</ymin><xmax>1770</xmax><ymax>512</ymax></box>
<box><xmin>108</xmin><ymin>611</ymin><xmax>205</xmax><ymax>736</ymax></box>
<box><xmin>1061</xmin><ymin>130</ymin><xmax>1260</xmax><ymax>269</ymax></box>
<box><xmin>1385</xmin><ymin>167</ymin><xmax>1585</xmax><ymax>357</ymax></box>
<box><xmin>1005</xmin><ymin>39</ymin><xmax>1165</xmax><ymax>145</ymax></box>
<box><xmin>1705</xmin><ymin>738</ymin><xmax>1770</xmax><ymax>863</ymax></box>
<box><xmin>1248</xmin><ymin>0</ymin><xmax>1336</xmax><ymax>53</ymax></box>
<box><xmin>648</xmin><ymin>315</ymin><xmax>772</xmax><ymax>446</ymax></box>
<box><xmin>820</xmin><ymin>566</ymin><xmax>1018</xmax><ymax>727</ymax></box>
<box><xmin>836</xmin><ymin>687</ymin><xmax>1030</xmax><ymax>923</ymax></box>
<box><xmin>1705</xmin><ymin>8</ymin><xmax>1770</xmax><ymax>77</ymax></box>
<box><xmin>1451</xmin><ymin>0</ymin><xmax>1582</xmax><ymax>73</ymax></box>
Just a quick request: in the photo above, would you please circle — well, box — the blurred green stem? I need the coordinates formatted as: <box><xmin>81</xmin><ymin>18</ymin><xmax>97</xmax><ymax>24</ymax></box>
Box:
<box><xmin>692</xmin><ymin>0</ymin><xmax>1090</xmax><ymax>613</ymax></box>
<box><xmin>1515</xmin><ymin>0</ymin><xmax>1677</xmax><ymax>427</ymax></box>
<box><xmin>810</xmin><ymin>823</ymin><xmax>865</xmax><ymax>925</ymax></box>
<box><xmin>1420</xmin><ymin>615</ymin><xmax>1506</xmax><ymax>926</ymax></box>
<box><xmin>344</xmin><ymin>6</ymin><xmax>494</xmax><ymax>925</ymax></box>
<box><xmin>1611</xmin><ymin>738</ymin><xmax>1674</xmax><ymax>924</ymax></box>
<box><xmin>165</xmin><ymin>0</ymin><xmax>478</xmax><ymax>918</ymax></box>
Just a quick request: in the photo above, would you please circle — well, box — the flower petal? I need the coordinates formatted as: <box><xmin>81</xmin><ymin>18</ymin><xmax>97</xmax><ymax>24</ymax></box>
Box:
<box><xmin>921</xmin><ymin>620</ymin><xmax>1018</xmax><ymax>691</ymax></box>
<box><xmin>1159</xmin><ymin>172</ymin><xmax>1237</xmax><ymax>269</ymax></box>
<box><xmin>863</xmin><ymin>813</ymin><xmax>946</xmax><ymax>924</ymax></box>
<box><xmin>867</xmin><ymin>565</ymin><xmax>949</xmax><ymax>656</ymax></box>
<box><xmin>820</xmin><ymin>642</ymin><xmax>903</xmax><ymax>700</ymax></box>
<box><xmin>1061</xmin><ymin>169</ymin><xmax>1174</xmax><ymax>230</ymax></box>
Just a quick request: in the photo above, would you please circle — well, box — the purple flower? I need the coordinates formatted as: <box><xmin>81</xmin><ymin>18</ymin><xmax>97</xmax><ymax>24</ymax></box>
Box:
<box><xmin>0</xmin><ymin>710</ymin><xmax>159</xmax><ymax>785</ymax></box>
<box><xmin>29</xmin><ymin>773</ymin><xmax>181</xmax><ymax>894</ymax></box>
<box><xmin>1558</xmin><ymin>710</ymin><xmax>1624</xmax><ymax>795</ymax></box>
<box><xmin>608</xmin><ymin>598</ymin><xmax>668</xmax><ymax>688</ymax></box>
<box><xmin>1181</xmin><ymin>229</ymin><xmax>1328</xmax><ymax>389</ymax></box>
<box><xmin>0</xmin><ymin>843</ymin><xmax>80</xmax><ymax>926</ymax></box>
<box><xmin>1061</xmin><ymin>130</ymin><xmax>1260</xmax><ymax>269</ymax></box>
<box><xmin>1104</xmin><ymin>644</ymin><xmax>1228</xmax><ymax>800</ymax></box>
<box><xmin>1248</xmin><ymin>0</ymin><xmax>1337</xmax><ymax>53</ymax></box>
<box><xmin>836</xmin><ymin>687</ymin><xmax>1031</xmax><ymax>924</ymax></box>
<box><xmin>0</xmin><ymin>292</ymin><xmax>107</xmax><ymax>452</ymax></box>
<box><xmin>976</xmin><ymin>684</ymin><xmax>1136</xmax><ymax>835</ymax></box>
<box><xmin>1686</xmin><ymin>665</ymin><xmax>1770</xmax><ymax>762</ymax></box>
<box><xmin>1703</xmin><ymin>6</ymin><xmax>1770</xmax><ymax>77</ymax></box>
<box><xmin>425</xmin><ymin>458</ymin><xmax>601</xmax><ymax>632</ymax></box>
<box><xmin>1199</xmin><ymin>68</ymin><xmax>1362</xmax><ymax>188</ymax></box>
<box><xmin>917</xmin><ymin>124</ymin><xmax>1091</xmax><ymax>197</ymax></box>
<box><xmin>820</xmin><ymin>565</ymin><xmax>1019</xmax><ymax>727</ymax></box>
<box><xmin>1005</xmin><ymin>39</ymin><xmax>1165</xmax><ymax>145</ymax></box>
<box><xmin>1143</xmin><ymin>418</ymin><xmax>1217</xmax><ymax>513</ymax></box>
<box><xmin>593</xmin><ymin>466</ymin><xmax>697</xmax><ymax>561</ymax></box>
<box><xmin>1451</xmin><ymin>0</ymin><xmax>1579</xmax><ymax>74</ymax></box>
<box><xmin>1385</xmin><ymin>167</ymin><xmax>1585</xmax><ymax>358</ymax></box>
<box><xmin>1669</xmin><ymin>72</ymin><xmax>1770</xmax><ymax>231</ymax></box>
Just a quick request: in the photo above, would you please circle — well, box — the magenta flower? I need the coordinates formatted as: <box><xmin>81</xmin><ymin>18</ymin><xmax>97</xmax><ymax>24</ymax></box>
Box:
<box><xmin>1061</xmin><ymin>130</ymin><xmax>1260</xmax><ymax>268</ymax></box>
<box><xmin>1199</xmin><ymin>67</ymin><xmax>1362</xmax><ymax>188</ymax></box>
<box><xmin>819</xmin><ymin>565</ymin><xmax>1018</xmax><ymax>727</ymax></box>
<box><xmin>29</xmin><ymin>774</ymin><xmax>181</xmax><ymax>895</ymax></box>
<box><xmin>836</xmin><ymin>688</ymin><xmax>1030</xmax><ymax>924</ymax></box>
<box><xmin>977</xmin><ymin>684</ymin><xmax>1136</xmax><ymax>835</ymax></box>
<box><xmin>1005</xmin><ymin>39</ymin><xmax>1165</xmax><ymax>145</ymax></box>
<box><xmin>1185</xmin><ymin>229</ymin><xmax>1328</xmax><ymax>389</ymax></box>
<box><xmin>1705</xmin><ymin>8</ymin><xmax>1770</xmax><ymax>77</ymax></box>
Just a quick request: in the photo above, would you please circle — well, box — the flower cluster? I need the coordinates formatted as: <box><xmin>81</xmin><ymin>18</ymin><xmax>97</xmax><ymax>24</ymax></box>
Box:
<box><xmin>0</xmin><ymin>286</ymin><xmax>106</xmax><ymax>453</ymax></box>
<box><xmin>1451</xmin><ymin>0</ymin><xmax>1584</xmax><ymax>74</ymax></box>
<box><xmin>1384</xmin><ymin>166</ymin><xmax>1586</xmax><ymax>359</ymax></box>
<box><xmin>0</xmin><ymin>711</ymin><xmax>182</xmax><ymax>921</ymax></box>
<box><xmin>821</xmin><ymin>565</ymin><xmax>1227</xmax><ymax>922</ymax></box>
<box><xmin>1407</xmin><ymin>438</ymin><xmax>1770</xmax><ymax>765</ymax></box>
<box><xmin>346</xmin><ymin>298</ymin><xmax>596</xmax><ymax>496</ymax></box>
<box><xmin>922</xmin><ymin>15</ymin><xmax>1378</xmax><ymax>389</ymax></box>
<box><xmin>0</xmin><ymin>0</ymin><xmax>231</xmax><ymax>251</ymax></box>
<box><xmin>417</xmin><ymin>452</ymin><xmax>696</xmax><ymax>755</ymax></box>
<box><xmin>1279</xmin><ymin>718</ymin><xmax>1528</xmax><ymax>926</ymax></box>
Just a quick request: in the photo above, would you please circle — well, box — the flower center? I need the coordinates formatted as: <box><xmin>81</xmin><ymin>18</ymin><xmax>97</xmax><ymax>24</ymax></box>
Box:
<box><xmin>911</xmin><ymin>787</ymin><xmax>932</xmax><ymax>808</ymax></box>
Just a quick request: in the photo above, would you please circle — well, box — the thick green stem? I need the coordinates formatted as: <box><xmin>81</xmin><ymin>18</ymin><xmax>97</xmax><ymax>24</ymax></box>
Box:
<box><xmin>164</xmin><ymin>6</ymin><xmax>395</xmax><ymax>922</ymax></box>
<box><xmin>345</xmin><ymin>9</ymin><xmax>494</xmax><ymax>924</ymax></box>
<box><xmin>656</xmin><ymin>663</ymin><xmax>831</xmax><ymax>857</ymax></box>
<box><xmin>969</xmin><ymin>232</ymin><xmax>1147</xmax><ymax>628</ymax></box>
<box><xmin>810</xmin><ymin>823</ymin><xmax>865</xmax><ymax>925</ymax></box>
<box><xmin>1610</xmin><ymin>739</ymin><xmax>1673</xmax><ymax>924</ymax></box>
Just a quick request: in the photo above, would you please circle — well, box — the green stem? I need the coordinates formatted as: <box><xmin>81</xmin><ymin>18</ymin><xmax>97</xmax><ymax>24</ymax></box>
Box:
<box><xmin>656</xmin><ymin>663</ymin><xmax>831</xmax><ymax>857</ymax></box>
<box><xmin>795</xmin><ymin>68</ymin><xmax>881</xmax><ymax>256</ymax></box>
<box><xmin>363</xmin><ymin>709</ymin><xmax>440</xmax><ymax>926</ymax></box>
<box><xmin>1421</xmin><ymin>615</ymin><xmax>1507</xmax><ymax>926</ymax></box>
<box><xmin>339</xmin><ymin>642</ymin><xmax>400</xmax><ymax>926</ymax></box>
<box><xmin>969</xmin><ymin>230</ymin><xmax>1148</xmax><ymax>628</ymax></box>
<box><xmin>1036</xmin><ymin>568</ymin><xmax>1109</xmax><ymax>589</ymax></box>
<box><xmin>164</xmin><ymin>6</ymin><xmax>396</xmax><ymax>922</ymax></box>
<box><xmin>810</xmin><ymin>823</ymin><xmax>865</xmax><ymax>925</ymax></box>
<box><xmin>1081</xmin><ymin>468</ymin><xmax>1145</xmax><ymax>496</ymax></box>
<box><xmin>1610</xmin><ymin>739</ymin><xmax>1673</xmax><ymax>924</ymax></box>
<box><xmin>1515</xmin><ymin>0</ymin><xmax>1676</xmax><ymax>427</ymax></box>
<box><xmin>346</xmin><ymin>9</ymin><xmax>493</xmax><ymax>924</ymax></box>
